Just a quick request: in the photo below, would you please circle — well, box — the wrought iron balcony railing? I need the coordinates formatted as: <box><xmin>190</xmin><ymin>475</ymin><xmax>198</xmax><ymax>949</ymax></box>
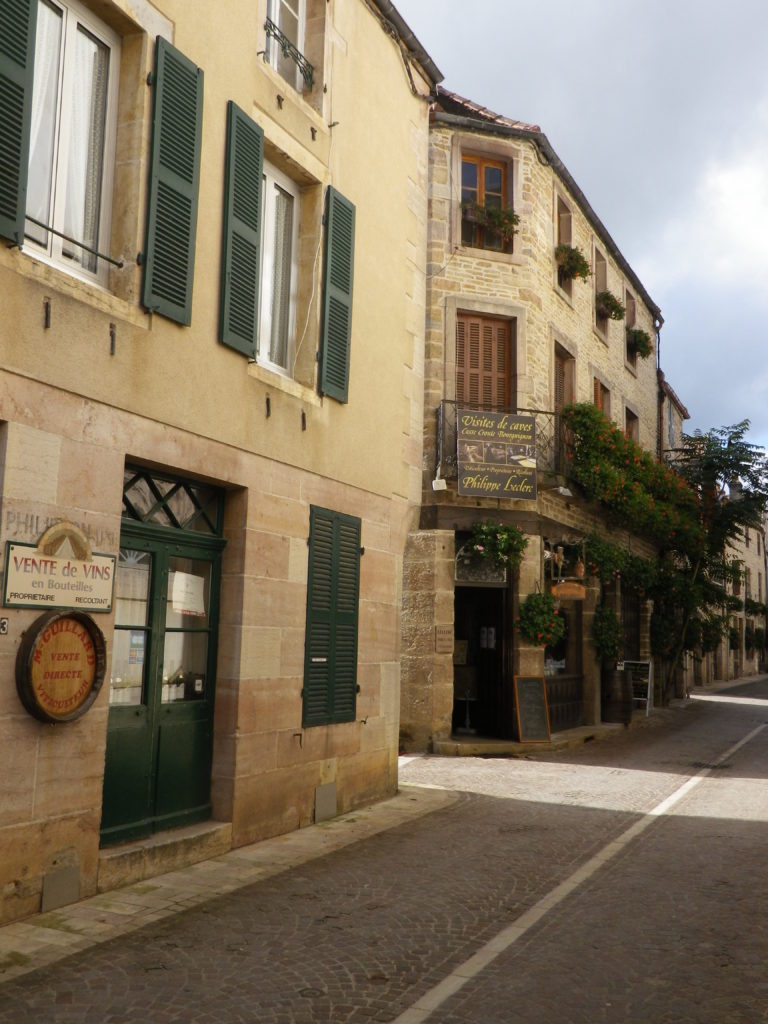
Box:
<box><xmin>264</xmin><ymin>18</ymin><xmax>314</xmax><ymax>90</ymax></box>
<box><xmin>435</xmin><ymin>401</ymin><xmax>570</xmax><ymax>481</ymax></box>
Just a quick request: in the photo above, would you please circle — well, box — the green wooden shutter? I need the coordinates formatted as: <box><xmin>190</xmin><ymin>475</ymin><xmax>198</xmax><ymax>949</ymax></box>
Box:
<box><xmin>218</xmin><ymin>101</ymin><xmax>263</xmax><ymax>356</ymax></box>
<box><xmin>142</xmin><ymin>37</ymin><xmax>203</xmax><ymax>326</ymax></box>
<box><xmin>332</xmin><ymin>515</ymin><xmax>361</xmax><ymax>721</ymax></box>
<box><xmin>319</xmin><ymin>187</ymin><xmax>355</xmax><ymax>402</ymax></box>
<box><xmin>303</xmin><ymin>506</ymin><xmax>360</xmax><ymax>727</ymax></box>
<box><xmin>0</xmin><ymin>0</ymin><xmax>37</xmax><ymax>245</ymax></box>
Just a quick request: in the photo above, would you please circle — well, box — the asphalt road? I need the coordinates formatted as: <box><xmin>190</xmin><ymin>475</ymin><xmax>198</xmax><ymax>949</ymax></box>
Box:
<box><xmin>2</xmin><ymin>680</ymin><xmax>768</xmax><ymax>1023</ymax></box>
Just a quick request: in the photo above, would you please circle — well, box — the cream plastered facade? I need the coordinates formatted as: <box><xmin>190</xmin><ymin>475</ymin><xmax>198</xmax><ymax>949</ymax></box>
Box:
<box><xmin>400</xmin><ymin>106</ymin><xmax>663</xmax><ymax>751</ymax></box>
<box><xmin>0</xmin><ymin>0</ymin><xmax>437</xmax><ymax>923</ymax></box>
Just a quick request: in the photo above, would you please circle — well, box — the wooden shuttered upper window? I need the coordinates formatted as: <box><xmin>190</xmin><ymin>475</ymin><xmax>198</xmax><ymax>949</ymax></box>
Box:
<box><xmin>456</xmin><ymin>314</ymin><xmax>513</xmax><ymax>409</ymax></box>
<box><xmin>593</xmin><ymin>376</ymin><xmax>610</xmax><ymax>416</ymax></box>
<box><xmin>0</xmin><ymin>0</ymin><xmax>37</xmax><ymax>246</ymax></box>
<box><xmin>554</xmin><ymin>352</ymin><xmax>566</xmax><ymax>413</ymax></box>
<box><xmin>302</xmin><ymin>506</ymin><xmax>361</xmax><ymax>727</ymax></box>
<box><xmin>142</xmin><ymin>37</ymin><xmax>203</xmax><ymax>326</ymax></box>
<box><xmin>319</xmin><ymin>186</ymin><xmax>355</xmax><ymax>402</ymax></box>
<box><xmin>219</xmin><ymin>101</ymin><xmax>263</xmax><ymax>356</ymax></box>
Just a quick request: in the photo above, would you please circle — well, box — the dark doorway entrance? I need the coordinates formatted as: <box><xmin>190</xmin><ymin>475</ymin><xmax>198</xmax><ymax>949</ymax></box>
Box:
<box><xmin>453</xmin><ymin>586</ymin><xmax>509</xmax><ymax>737</ymax></box>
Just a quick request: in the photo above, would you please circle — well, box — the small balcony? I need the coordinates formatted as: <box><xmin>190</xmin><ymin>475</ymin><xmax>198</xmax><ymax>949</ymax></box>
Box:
<box><xmin>264</xmin><ymin>17</ymin><xmax>314</xmax><ymax>90</ymax></box>
<box><xmin>435</xmin><ymin>401</ymin><xmax>570</xmax><ymax>483</ymax></box>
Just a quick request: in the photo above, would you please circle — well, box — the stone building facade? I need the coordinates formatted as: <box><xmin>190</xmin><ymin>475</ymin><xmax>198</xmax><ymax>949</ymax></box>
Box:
<box><xmin>0</xmin><ymin>0</ymin><xmax>439</xmax><ymax>922</ymax></box>
<box><xmin>401</xmin><ymin>90</ymin><xmax>663</xmax><ymax>751</ymax></box>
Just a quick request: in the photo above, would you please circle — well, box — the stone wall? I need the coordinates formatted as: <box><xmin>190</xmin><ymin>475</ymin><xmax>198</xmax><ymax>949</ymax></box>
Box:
<box><xmin>400</xmin><ymin>530</ymin><xmax>455</xmax><ymax>751</ymax></box>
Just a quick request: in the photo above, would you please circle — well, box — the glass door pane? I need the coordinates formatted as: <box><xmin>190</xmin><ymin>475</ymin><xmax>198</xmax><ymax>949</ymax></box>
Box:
<box><xmin>162</xmin><ymin>557</ymin><xmax>211</xmax><ymax>703</ymax></box>
<box><xmin>161</xmin><ymin>632</ymin><xmax>209</xmax><ymax>703</ymax></box>
<box><xmin>110</xmin><ymin>549</ymin><xmax>151</xmax><ymax>705</ymax></box>
<box><xmin>165</xmin><ymin>558</ymin><xmax>211</xmax><ymax>627</ymax></box>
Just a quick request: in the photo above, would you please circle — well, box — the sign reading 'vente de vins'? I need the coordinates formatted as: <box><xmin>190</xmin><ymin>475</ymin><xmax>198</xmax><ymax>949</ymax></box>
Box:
<box><xmin>4</xmin><ymin>542</ymin><xmax>116</xmax><ymax>612</ymax></box>
<box><xmin>457</xmin><ymin>409</ymin><xmax>537</xmax><ymax>499</ymax></box>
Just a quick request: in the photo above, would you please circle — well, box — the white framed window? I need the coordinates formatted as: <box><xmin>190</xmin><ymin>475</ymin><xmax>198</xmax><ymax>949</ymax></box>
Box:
<box><xmin>24</xmin><ymin>0</ymin><xmax>120</xmax><ymax>285</ymax></box>
<box><xmin>259</xmin><ymin>161</ymin><xmax>300</xmax><ymax>375</ymax></box>
<box><xmin>266</xmin><ymin>0</ymin><xmax>307</xmax><ymax>92</ymax></box>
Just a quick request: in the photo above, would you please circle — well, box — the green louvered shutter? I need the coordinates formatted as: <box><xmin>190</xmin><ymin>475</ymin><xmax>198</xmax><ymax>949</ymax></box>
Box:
<box><xmin>332</xmin><ymin>515</ymin><xmax>361</xmax><ymax>721</ymax></box>
<box><xmin>0</xmin><ymin>0</ymin><xmax>37</xmax><ymax>245</ymax></box>
<box><xmin>303</xmin><ymin>507</ymin><xmax>360</xmax><ymax>727</ymax></box>
<box><xmin>218</xmin><ymin>101</ymin><xmax>263</xmax><ymax>356</ymax></box>
<box><xmin>319</xmin><ymin>187</ymin><xmax>355</xmax><ymax>402</ymax></box>
<box><xmin>142</xmin><ymin>37</ymin><xmax>203</xmax><ymax>325</ymax></box>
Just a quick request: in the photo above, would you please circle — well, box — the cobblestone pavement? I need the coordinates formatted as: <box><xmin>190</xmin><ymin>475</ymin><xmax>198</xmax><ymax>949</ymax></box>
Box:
<box><xmin>2</xmin><ymin>679</ymin><xmax>768</xmax><ymax>1022</ymax></box>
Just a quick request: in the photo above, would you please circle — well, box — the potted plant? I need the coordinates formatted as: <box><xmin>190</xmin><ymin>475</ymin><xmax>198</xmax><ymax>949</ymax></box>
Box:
<box><xmin>462</xmin><ymin>201</ymin><xmax>519</xmax><ymax>245</ymax></box>
<box><xmin>470</xmin><ymin>520</ymin><xmax>528</xmax><ymax>570</ymax></box>
<box><xmin>626</xmin><ymin>327</ymin><xmax>654</xmax><ymax>359</ymax></box>
<box><xmin>595</xmin><ymin>290</ymin><xmax>625</xmax><ymax>321</ymax></box>
<box><xmin>554</xmin><ymin>243</ymin><xmax>591</xmax><ymax>282</ymax></box>
<box><xmin>593</xmin><ymin>604</ymin><xmax>631</xmax><ymax>724</ymax></box>
<box><xmin>516</xmin><ymin>592</ymin><xmax>566</xmax><ymax>647</ymax></box>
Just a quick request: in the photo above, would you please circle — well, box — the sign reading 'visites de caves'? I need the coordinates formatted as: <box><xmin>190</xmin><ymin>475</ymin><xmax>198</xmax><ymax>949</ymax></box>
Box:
<box><xmin>457</xmin><ymin>409</ymin><xmax>537</xmax><ymax>499</ymax></box>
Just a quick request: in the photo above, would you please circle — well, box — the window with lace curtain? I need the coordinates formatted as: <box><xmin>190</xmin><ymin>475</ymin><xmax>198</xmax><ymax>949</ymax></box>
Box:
<box><xmin>24</xmin><ymin>0</ymin><xmax>120</xmax><ymax>284</ymax></box>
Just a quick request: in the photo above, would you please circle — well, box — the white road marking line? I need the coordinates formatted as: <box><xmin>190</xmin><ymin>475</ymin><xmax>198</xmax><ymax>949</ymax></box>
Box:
<box><xmin>392</xmin><ymin>723</ymin><xmax>766</xmax><ymax>1024</ymax></box>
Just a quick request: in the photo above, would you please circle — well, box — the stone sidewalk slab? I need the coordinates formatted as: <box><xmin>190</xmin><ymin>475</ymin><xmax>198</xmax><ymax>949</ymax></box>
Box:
<box><xmin>0</xmin><ymin>784</ymin><xmax>457</xmax><ymax>984</ymax></box>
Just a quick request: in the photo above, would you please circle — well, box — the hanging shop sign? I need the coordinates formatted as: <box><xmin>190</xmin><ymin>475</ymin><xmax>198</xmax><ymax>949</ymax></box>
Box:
<box><xmin>3</xmin><ymin>522</ymin><xmax>115</xmax><ymax>612</ymax></box>
<box><xmin>456</xmin><ymin>410</ymin><xmax>537</xmax><ymax>499</ymax></box>
<box><xmin>551</xmin><ymin>581</ymin><xmax>587</xmax><ymax>600</ymax></box>
<box><xmin>15</xmin><ymin>610</ymin><xmax>107</xmax><ymax>723</ymax></box>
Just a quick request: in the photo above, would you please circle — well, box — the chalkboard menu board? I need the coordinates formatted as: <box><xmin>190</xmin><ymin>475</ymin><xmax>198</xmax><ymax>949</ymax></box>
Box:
<box><xmin>513</xmin><ymin>676</ymin><xmax>550</xmax><ymax>743</ymax></box>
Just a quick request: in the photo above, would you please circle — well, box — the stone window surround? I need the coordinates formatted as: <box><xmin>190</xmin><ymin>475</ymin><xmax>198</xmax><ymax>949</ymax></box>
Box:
<box><xmin>442</xmin><ymin>295</ymin><xmax>528</xmax><ymax>406</ymax></box>
<box><xmin>553</xmin><ymin>186</ymin><xmax>574</xmax><ymax>303</ymax></box>
<box><xmin>592</xmin><ymin>371</ymin><xmax>611</xmax><ymax>418</ymax></box>
<box><xmin>5</xmin><ymin>0</ymin><xmax>173</xmax><ymax>322</ymax></box>
<box><xmin>259</xmin><ymin>0</ymin><xmax>327</xmax><ymax>116</ymax></box>
<box><xmin>624</xmin><ymin>285</ymin><xmax>638</xmax><ymax>375</ymax></box>
<box><xmin>552</xmin><ymin>329</ymin><xmax>578</xmax><ymax>410</ymax></box>
<box><xmin>624</xmin><ymin>398</ymin><xmax>641</xmax><ymax>441</ymax></box>
<box><xmin>450</xmin><ymin>132</ymin><xmax>524</xmax><ymax>265</ymax></box>
<box><xmin>593</xmin><ymin>242</ymin><xmax>609</xmax><ymax>340</ymax></box>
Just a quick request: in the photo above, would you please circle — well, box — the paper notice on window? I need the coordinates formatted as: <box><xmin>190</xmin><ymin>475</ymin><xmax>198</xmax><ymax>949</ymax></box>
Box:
<box><xmin>171</xmin><ymin>571</ymin><xmax>206</xmax><ymax>617</ymax></box>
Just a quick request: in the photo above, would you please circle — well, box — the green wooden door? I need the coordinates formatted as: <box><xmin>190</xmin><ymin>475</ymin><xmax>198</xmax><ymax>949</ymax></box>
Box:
<box><xmin>101</xmin><ymin>529</ymin><xmax>222</xmax><ymax>845</ymax></box>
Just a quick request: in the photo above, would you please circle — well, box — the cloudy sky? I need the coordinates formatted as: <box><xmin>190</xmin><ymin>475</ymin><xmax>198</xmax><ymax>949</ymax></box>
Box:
<box><xmin>394</xmin><ymin>0</ymin><xmax>768</xmax><ymax>448</ymax></box>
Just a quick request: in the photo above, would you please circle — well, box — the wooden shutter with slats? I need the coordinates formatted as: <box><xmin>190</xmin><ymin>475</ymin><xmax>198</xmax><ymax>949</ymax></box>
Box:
<box><xmin>554</xmin><ymin>351</ymin><xmax>566</xmax><ymax>413</ymax></box>
<box><xmin>142</xmin><ymin>37</ymin><xmax>203</xmax><ymax>326</ymax></box>
<box><xmin>302</xmin><ymin>506</ymin><xmax>360</xmax><ymax>727</ymax></box>
<box><xmin>456</xmin><ymin>313</ymin><xmax>512</xmax><ymax>409</ymax></box>
<box><xmin>319</xmin><ymin>187</ymin><xmax>355</xmax><ymax>402</ymax></box>
<box><xmin>0</xmin><ymin>0</ymin><xmax>37</xmax><ymax>245</ymax></box>
<box><xmin>219</xmin><ymin>101</ymin><xmax>263</xmax><ymax>355</ymax></box>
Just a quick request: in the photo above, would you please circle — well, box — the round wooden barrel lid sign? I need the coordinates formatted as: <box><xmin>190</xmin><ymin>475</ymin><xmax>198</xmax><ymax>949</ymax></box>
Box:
<box><xmin>16</xmin><ymin>611</ymin><xmax>106</xmax><ymax>723</ymax></box>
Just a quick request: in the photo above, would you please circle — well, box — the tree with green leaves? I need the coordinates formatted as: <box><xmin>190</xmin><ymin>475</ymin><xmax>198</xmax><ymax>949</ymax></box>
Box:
<box><xmin>563</xmin><ymin>405</ymin><xmax>768</xmax><ymax>702</ymax></box>
<box><xmin>655</xmin><ymin>420</ymin><xmax>768</xmax><ymax>699</ymax></box>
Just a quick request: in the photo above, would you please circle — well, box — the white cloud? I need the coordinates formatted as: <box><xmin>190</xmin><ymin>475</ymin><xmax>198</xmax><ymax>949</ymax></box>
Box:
<box><xmin>638</xmin><ymin>102</ymin><xmax>768</xmax><ymax>296</ymax></box>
